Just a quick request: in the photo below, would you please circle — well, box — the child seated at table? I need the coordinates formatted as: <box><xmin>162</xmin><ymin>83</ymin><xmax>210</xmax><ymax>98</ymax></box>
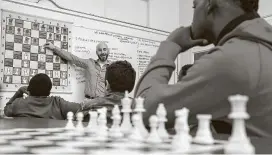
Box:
<box><xmin>4</xmin><ymin>73</ymin><xmax>80</xmax><ymax>120</ymax></box>
<box><xmin>78</xmin><ymin>60</ymin><xmax>136</xmax><ymax>122</ymax></box>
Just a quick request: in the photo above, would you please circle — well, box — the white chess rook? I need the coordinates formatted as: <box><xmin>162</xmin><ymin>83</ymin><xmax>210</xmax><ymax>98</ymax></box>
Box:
<box><xmin>134</xmin><ymin>97</ymin><xmax>148</xmax><ymax>137</ymax></box>
<box><xmin>193</xmin><ymin>114</ymin><xmax>214</xmax><ymax>145</ymax></box>
<box><xmin>120</xmin><ymin>91</ymin><xmax>133</xmax><ymax>135</ymax></box>
<box><xmin>224</xmin><ymin>95</ymin><xmax>255</xmax><ymax>154</ymax></box>
<box><xmin>156</xmin><ymin>103</ymin><xmax>169</xmax><ymax>141</ymax></box>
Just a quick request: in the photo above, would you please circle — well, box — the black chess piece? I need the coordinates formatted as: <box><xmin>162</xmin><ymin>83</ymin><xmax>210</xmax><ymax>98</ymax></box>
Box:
<box><xmin>17</xmin><ymin>28</ymin><xmax>21</xmax><ymax>35</ymax></box>
<box><xmin>41</xmin><ymin>25</ymin><xmax>45</xmax><ymax>31</ymax></box>
<box><xmin>49</xmin><ymin>33</ymin><xmax>52</xmax><ymax>39</ymax></box>
<box><xmin>56</xmin><ymin>34</ymin><xmax>60</xmax><ymax>40</ymax></box>
<box><xmin>63</xmin><ymin>36</ymin><xmax>66</xmax><ymax>41</ymax></box>
<box><xmin>55</xmin><ymin>56</ymin><xmax>60</xmax><ymax>62</ymax></box>
<box><xmin>56</xmin><ymin>27</ymin><xmax>60</xmax><ymax>33</ymax></box>
<box><xmin>8</xmin><ymin>19</ymin><xmax>13</xmax><ymax>25</ymax></box>
<box><xmin>33</xmin><ymin>23</ymin><xmax>38</xmax><ymax>29</ymax></box>
<box><xmin>25</xmin><ymin>29</ymin><xmax>30</xmax><ymax>36</ymax></box>
<box><xmin>49</xmin><ymin>26</ymin><xmax>53</xmax><ymax>32</ymax></box>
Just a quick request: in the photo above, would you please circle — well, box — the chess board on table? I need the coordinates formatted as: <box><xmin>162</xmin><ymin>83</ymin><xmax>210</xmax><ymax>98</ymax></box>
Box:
<box><xmin>0</xmin><ymin>127</ymin><xmax>226</xmax><ymax>154</ymax></box>
<box><xmin>0</xmin><ymin>10</ymin><xmax>72</xmax><ymax>93</ymax></box>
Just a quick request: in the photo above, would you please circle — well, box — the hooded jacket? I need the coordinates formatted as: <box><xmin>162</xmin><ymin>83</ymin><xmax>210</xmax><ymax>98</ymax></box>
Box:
<box><xmin>135</xmin><ymin>13</ymin><xmax>272</xmax><ymax>137</ymax></box>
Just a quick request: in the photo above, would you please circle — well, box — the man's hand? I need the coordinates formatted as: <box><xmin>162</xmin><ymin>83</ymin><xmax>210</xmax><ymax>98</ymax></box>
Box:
<box><xmin>43</xmin><ymin>42</ymin><xmax>56</xmax><ymax>51</ymax></box>
<box><xmin>19</xmin><ymin>86</ymin><xmax>28</xmax><ymax>95</ymax></box>
<box><xmin>167</xmin><ymin>26</ymin><xmax>209</xmax><ymax>52</ymax></box>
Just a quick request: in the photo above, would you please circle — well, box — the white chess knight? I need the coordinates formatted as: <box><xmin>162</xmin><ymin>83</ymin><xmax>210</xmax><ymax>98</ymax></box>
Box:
<box><xmin>193</xmin><ymin>114</ymin><xmax>214</xmax><ymax>145</ymax></box>
<box><xmin>156</xmin><ymin>103</ymin><xmax>169</xmax><ymax>141</ymax></box>
<box><xmin>120</xmin><ymin>91</ymin><xmax>133</xmax><ymax>135</ymax></box>
<box><xmin>224</xmin><ymin>95</ymin><xmax>255</xmax><ymax>154</ymax></box>
<box><xmin>172</xmin><ymin>108</ymin><xmax>192</xmax><ymax>153</ymax></box>
<box><xmin>134</xmin><ymin>97</ymin><xmax>148</xmax><ymax>137</ymax></box>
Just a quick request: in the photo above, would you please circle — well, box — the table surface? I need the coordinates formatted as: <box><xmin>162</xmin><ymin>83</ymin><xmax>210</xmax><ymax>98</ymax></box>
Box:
<box><xmin>0</xmin><ymin>117</ymin><xmax>272</xmax><ymax>154</ymax></box>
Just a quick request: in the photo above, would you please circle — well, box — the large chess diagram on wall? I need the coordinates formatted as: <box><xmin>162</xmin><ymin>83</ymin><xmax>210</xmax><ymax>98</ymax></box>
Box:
<box><xmin>0</xmin><ymin>10</ymin><xmax>72</xmax><ymax>92</ymax></box>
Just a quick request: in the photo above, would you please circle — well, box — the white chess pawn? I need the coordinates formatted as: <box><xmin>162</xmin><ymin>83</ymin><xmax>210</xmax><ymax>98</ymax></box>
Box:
<box><xmin>224</xmin><ymin>95</ymin><xmax>255</xmax><ymax>154</ymax></box>
<box><xmin>76</xmin><ymin>112</ymin><xmax>84</xmax><ymax>131</ymax></box>
<box><xmin>146</xmin><ymin>115</ymin><xmax>162</xmax><ymax>144</ymax></box>
<box><xmin>109</xmin><ymin>114</ymin><xmax>123</xmax><ymax>139</ymax></box>
<box><xmin>128</xmin><ymin>114</ymin><xmax>144</xmax><ymax>142</ymax></box>
<box><xmin>87</xmin><ymin>111</ymin><xmax>98</xmax><ymax>134</ymax></box>
<box><xmin>96</xmin><ymin>110</ymin><xmax>108</xmax><ymax>139</ymax></box>
<box><xmin>156</xmin><ymin>103</ymin><xmax>169</xmax><ymax>141</ymax></box>
<box><xmin>120</xmin><ymin>91</ymin><xmax>133</xmax><ymax>135</ymax></box>
<box><xmin>134</xmin><ymin>97</ymin><xmax>148</xmax><ymax>137</ymax></box>
<box><xmin>193</xmin><ymin>114</ymin><xmax>214</xmax><ymax>145</ymax></box>
<box><xmin>65</xmin><ymin>112</ymin><xmax>75</xmax><ymax>130</ymax></box>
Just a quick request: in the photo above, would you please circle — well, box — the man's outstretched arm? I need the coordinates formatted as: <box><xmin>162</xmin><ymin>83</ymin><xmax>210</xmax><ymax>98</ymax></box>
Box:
<box><xmin>44</xmin><ymin>43</ymin><xmax>89</xmax><ymax>69</ymax></box>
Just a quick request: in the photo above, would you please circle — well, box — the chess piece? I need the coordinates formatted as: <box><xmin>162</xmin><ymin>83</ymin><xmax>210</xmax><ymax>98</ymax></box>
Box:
<box><xmin>25</xmin><ymin>29</ymin><xmax>30</xmax><ymax>36</ymax></box>
<box><xmin>56</xmin><ymin>34</ymin><xmax>60</xmax><ymax>40</ymax></box>
<box><xmin>120</xmin><ymin>91</ymin><xmax>133</xmax><ymax>135</ymax></box>
<box><xmin>96</xmin><ymin>109</ymin><xmax>108</xmax><ymax>140</ymax></box>
<box><xmin>24</xmin><ymin>37</ymin><xmax>29</xmax><ymax>44</ymax></box>
<box><xmin>8</xmin><ymin>18</ymin><xmax>13</xmax><ymax>25</ymax></box>
<box><xmin>56</xmin><ymin>27</ymin><xmax>60</xmax><ymax>33</ymax></box>
<box><xmin>146</xmin><ymin>115</ymin><xmax>162</xmax><ymax>144</ymax></box>
<box><xmin>49</xmin><ymin>26</ymin><xmax>53</xmax><ymax>32</ymax></box>
<box><xmin>49</xmin><ymin>33</ymin><xmax>52</xmax><ymax>40</ymax></box>
<box><xmin>109</xmin><ymin>105</ymin><xmax>123</xmax><ymax>139</ymax></box>
<box><xmin>224</xmin><ymin>95</ymin><xmax>255</xmax><ymax>154</ymax></box>
<box><xmin>156</xmin><ymin>103</ymin><xmax>169</xmax><ymax>141</ymax></box>
<box><xmin>5</xmin><ymin>76</ymin><xmax>10</xmax><ymax>83</ymax></box>
<box><xmin>128</xmin><ymin>114</ymin><xmax>144</xmax><ymax>142</ymax></box>
<box><xmin>193</xmin><ymin>114</ymin><xmax>214</xmax><ymax>145</ymax></box>
<box><xmin>76</xmin><ymin>112</ymin><xmax>84</xmax><ymax>131</ymax></box>
<box><xmin>24</xmin><ymin>61</ymin><xmax>28</xmax><ymax>68</ymax></box>
<box><xmin>134</xmin><ymin>97</ymin><xmax>148</xmax><ymax>137</ymax></box>
<box><xmin>41</xmin><ymin>25</ymin><xmax>45</xmax><ymax>31</ymax></box>
<box><xmin>87</xmin><ymin>111</ymin><xmax>98</xmax><ymax>134</ymax></box>
<box><xmin>65</xmin><ymin>112</ymin><xmax>75</xmax><ymax>129</ymax></box>
<box><xmin>63</xmin><ymin>36</ymin><xmax>67</xmax><ymax>42</ymax></box>
<box><xmin>17</xmin><ymin>28</ymin><xmax>21</xmax><ymax>35</ymax></box>
<box><xmin>22</xmin><ymin>77</ymin><xmax>27</xmax><ymax>84</ymax></box>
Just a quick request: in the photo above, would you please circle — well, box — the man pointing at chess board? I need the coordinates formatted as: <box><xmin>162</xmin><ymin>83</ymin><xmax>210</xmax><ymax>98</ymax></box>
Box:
<box><xmin>135</xmin><ymin>0</ymin><xmax>272</xmax><ymax>137</ymax></box>
<box><xmin>44</xmin><ymin>42</ymin><xmax>110</xmax><ymax>99</ymax></box>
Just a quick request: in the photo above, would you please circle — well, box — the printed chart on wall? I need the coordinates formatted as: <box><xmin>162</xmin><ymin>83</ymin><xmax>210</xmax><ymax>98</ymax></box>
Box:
<box><xmin>73</xmin><ymin>26</ymin><xmax>163</xmax><ymax>96</ymax></box>
<box><xmin>0</xmin><ymin>10</ymin><xmax>73</xmax><ymax>93</ymax></box>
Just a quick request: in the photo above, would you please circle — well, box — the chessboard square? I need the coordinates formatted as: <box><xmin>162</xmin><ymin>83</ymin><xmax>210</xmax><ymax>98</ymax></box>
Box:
<box><xmin>23</xmin><ymin>21</ymin><xmax>31</xmax><ymax>29</ymax></box>
<box><xmin>4</xmin><ymin>50</ymin><xmax>14</xmax><ymax>59</ymax></box>
<box><xmin>46</xmin><ymin>62</ymin><xmax>53</xmax><ymax>70</ymax></box>
<box><xmin>53</xmin><ymin>78</ymin><xmax>60</xmax><ymax>86</ymax></box>
<box><xmin>23</xmin><ymin>36</ymin><xmax>31</xmax><ymax>45</ymax></box>
<box><xmin>4</xmin><ymin>67</ymin><xmax>13</xmax><ymax>75</ymax></box>
<box><xmin>31</xmin><ymin>45</ymin><xmax>39</xmax><ymax>53</ymax></box>
<box><xmin>14</xmin><ymin>51</ymin><xmax>22</xmax><ymax>59</ymax></box>
<box><xmin>38</xmin><ymin>62</ymin><xmax>45</xmax><ymax>70</ymax></box>
<box><xmin>46</xmin><ymin>55</ymin><xmax>53</xmax><ymax>62</ymax></box>
<box><xmin>39</xmin><ymin>39</ymin><xmax>46</xmax><ymax>46</ymax></box>
<box><xmin>23</xmin><ymin>28</ymin><xmax>31</xmax><ymax>37</ymax></box>
<box><xmin>54</xmin><ymin>41</ymin><xmax>61</xmax><ymax>48</ymax></box>
<box><xmin>6</xmin><ymin>34</ymin><xmax>14</xmax><ymax>42</ymax></box>
<box><xmin>46</xmin><ymin>49</ymin><xmax>53</xmax><ymax>55</ymax></box>
<box><xmin>14</xmin><ymin>35</ymin><xmax>23</xmax><ymax>43</ymax></box>
<box><xmin>55</xmin><ymin>34</ymin><xmax>61</xmax><ymax>41</ymax></box>
<box><xmin>31</xmin><ymin>30</ymin><xmax>39</xmax><ymax>38</ymax></box>
<box><xmin>32</xmin><ymin>38</ymin><xmax>39</xmax><ymax>46</ymax></box>
<box><xmin>61</xmin><ymin>27</ymin><xmax>68</xmax><ymax>35</ymax></box>
<box><xmin>12</xmin><ymin>76</ymin><xmax>21</xmax><ymax>84</ymax></box>
<box><xmin>21</xmin><ymin>68</ymin><xmax>30</xmax><ymax>76</ymax></box>
<box><xmin>22</xmin><ymin>52</ymin><xmax>30</xmax><ymax>60</ymax></box>
<box><xmin>40</xmin><ymin>24</ymin><xmax>47</xmax><ymax>32</ymax></box>
<box><xmin>47</xmin><ymin>32</ymin><xmax>54</xmax><ymax>40</ymax></box>
<box><xmin>4</xmin><ymin>58</ymin><xmax>13</xmax><ymax>67</ymax></box>
<box><xmin>4</xmin><ymin>75</ymin><xmax>12</xmax><ymax>83</ymax></box>
<box><xmin>13</xmin><ymin>67</ymin><xmax>21</xmax><ymax>76</ymax></box>
<box><xmin>15</xmin><ymin>19</ymin><xmax>23</xmax><ymax>28</ymax></box>
<box><xmin>39</xmin><ymin>31</ymin><xmax>47</xmax><ymax>39</ymax></box>
<box><xmin>22</xmin><ymin>44</ymin><xmax>31</xmax><ymax>52</ymax></box>
<box><xmin>55</xmin><ymin>27</ymin><xmax>61</xmax><ymax>34</ymax></box>
<box><xmin>30</xmin><ymin>53</ymin><xmax>38</xmax><ymax>61</ymax></box>
<box><xmin>32</xmin><ymin>22</ymin><xmax>39</xmax><ymax>30</ymax></box>
<box><xmin>53</xmin><ymin>56</ymin><xmax>61</xmax><ymax>63</ymax></box>
<box><xmin>61</xmin><ymin>42</ymin><xmax>68</xmax><ymax>49</ymax></box>
<box><xmin>47</xmin><ymin>25</ymin><xmax>54</xmax><ymax>32</ymax></box>
<box><xmin>53</xmin><ymin>63</ymin><xmax>60</xmax><ymax>70</ymax></box>
<box><xmin>61</xmin><ymin>35</ymin><xmax>67</xmax><ymax>42</ymax></box>
<box><xmin>14</xmin><ymin>59</ymin><xmax>22</xmax><ymax>68</ymax></box>
<box><xmin>60</xmin><ymin>71</ymin><xmax>68</xmax><ymax>79</ymax></box>
<box><xmin>6</xmin><ymin>18</ymin><xmax>15</xmax><ymax>26</ymax></box>
<box><xmin>46</xmin><ymin>70</ymin><xmax>53</xmax><ymax>78</ymax></box>
<box><xmin>30</xmin><ymin>69</ymin><xmax>38</xmax><ymax>76</ymax></box>
<box><xmin>60</xmin><ymin>64</ymin><xmax>68</xmax><ymax>71</ymax></box>
<box><xmin>30</xmin><ymin>61</ymin><xmax>38</xmax><ymax>69</ymax></box>
<box><xmin>21</xmin><ymin>60</ymin><xmax>30</xmax><ymax>68</ymax></box>
<box><xmin>21</xmin><ymin>76</ymin><xmax>29</xmax><ymax>84</ymax></box>
<box><xmin>60</xmin><ymin>79</ymin><xmax>68</xmax><ymax>86</ymax></box>
<box><xmin>5</xmin><ymin>42</ymin><xmax>14</xmax><ymax>50</ymax></box>
<box><xmin>38</xmin><ymin>54</ymin><xmax>46</xmax><ymax>62</ymax></box>
<box><xmin>6</xmin><ymin>26</ymin><xmax>15</xmax><ymax>34</ymax></box>
<box><xmin>14</xmin><ymin>43</ymin><xmax>22</xmax><ymax>51</ymax></box>
<box><xmin>15</xmin><ymin>27</ymin><xmax>23</xmax><ymax>36</ymax></box>
<box><xmin>38</xmin><ymin>69</ymin><xmax>45</xmax><ymax>74</ymax></box>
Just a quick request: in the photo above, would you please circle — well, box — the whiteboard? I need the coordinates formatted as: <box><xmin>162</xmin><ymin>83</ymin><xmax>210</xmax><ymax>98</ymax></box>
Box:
<box><xmin>0</xmin><ymin>0</ymin><xmax>178</xmax><ymax>107</ymax></box>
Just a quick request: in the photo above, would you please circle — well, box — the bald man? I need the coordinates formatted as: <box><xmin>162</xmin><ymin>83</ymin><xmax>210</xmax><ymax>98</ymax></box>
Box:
<box><xmin>44</xmin><ymin>42</ymin><xmax>110</xmax><ymax>99</ymax></box>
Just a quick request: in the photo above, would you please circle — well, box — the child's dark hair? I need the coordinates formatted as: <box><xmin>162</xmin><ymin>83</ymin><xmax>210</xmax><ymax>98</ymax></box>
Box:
<box><xmin>240</xmin><ymin>0</ymin><xmax>259</xmax><ymax>12</ymax></box>
<box><xmin>105</xmin><ymin>60</ymin><xmax>136</xmax><ymax>93</ymax></box>
<box><xmin>27</xmin><ymin>73</ymin><xmax>52</xmax><ymax>96</ymax></box>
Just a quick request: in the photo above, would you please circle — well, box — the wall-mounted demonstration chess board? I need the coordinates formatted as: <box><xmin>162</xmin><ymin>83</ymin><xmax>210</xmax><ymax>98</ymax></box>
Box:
<box><xmin>0</xmin><ymin>10</ymin><xmax>72</xmax><ymax>93</ymax></box>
